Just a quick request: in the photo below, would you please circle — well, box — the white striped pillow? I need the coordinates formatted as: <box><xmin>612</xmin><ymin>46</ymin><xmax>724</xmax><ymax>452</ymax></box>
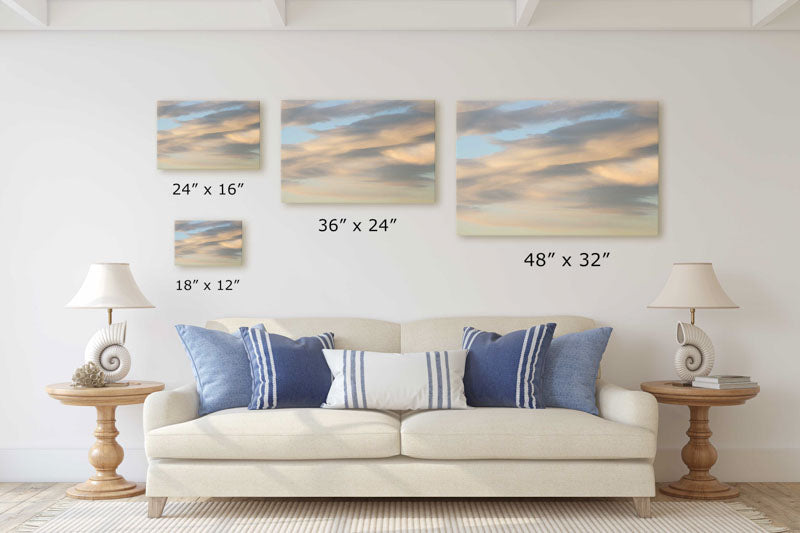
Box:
<box><xmin>321</xmin><ymin>349</ymin><xmax>469</xmax><ymax>410</ymax></box>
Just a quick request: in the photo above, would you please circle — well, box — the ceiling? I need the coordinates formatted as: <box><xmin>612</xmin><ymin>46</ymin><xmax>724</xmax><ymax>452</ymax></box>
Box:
<box><xmin>1</xmin><ymin>0</ymin><xmax>800</xmax><ymax>30</ymax></box>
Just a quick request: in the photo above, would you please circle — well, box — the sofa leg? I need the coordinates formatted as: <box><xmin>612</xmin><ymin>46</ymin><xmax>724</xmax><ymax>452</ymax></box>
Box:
<box><xmin>632</xmin><ymin>497</ymin><xmax>652</xmax><ymax>518</ymax></box>
<box><xmin>148</xmin><ymin>497</ymin><xmax>167</xmax><ymax>518</ymax></box>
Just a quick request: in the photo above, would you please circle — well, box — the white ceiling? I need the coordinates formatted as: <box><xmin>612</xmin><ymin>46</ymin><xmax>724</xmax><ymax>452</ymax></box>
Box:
<box><xmin>1</xmin><ymin>0</ymin><xmax>799</xmax><ymax>30</ymax></box>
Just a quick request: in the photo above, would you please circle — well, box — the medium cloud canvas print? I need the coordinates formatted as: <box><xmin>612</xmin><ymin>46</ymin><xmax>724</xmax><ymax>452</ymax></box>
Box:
<box><xmin>175</xmin><ymin>220</ymin><xmax>243</xmax><ymax>266</ymax></box>
<box><xmin>457</xmin><ymin>100</ymin><xmax>659</xmax><ymax>236</ymax></box>
<box><xmin>158</xmin><ymin>101</ymin><xmax>260</xmax><ymax>170</ymax></box>
<box><xmin>282</xmin><ymin>100</ymin><xmax>435</xmax><ymax>203</ymax></box>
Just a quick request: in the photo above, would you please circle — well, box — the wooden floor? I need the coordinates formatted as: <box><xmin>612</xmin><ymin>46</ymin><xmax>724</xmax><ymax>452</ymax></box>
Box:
<box><xmin>1</xmin><ymin>482</ymin><xmax>798</xmax><ymax>532</ymax></box>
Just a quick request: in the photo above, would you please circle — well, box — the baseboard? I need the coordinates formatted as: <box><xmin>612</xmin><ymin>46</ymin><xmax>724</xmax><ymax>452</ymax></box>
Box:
<box><xmin>654</xmin><ymin>448</ymin><xmax>800</xmax><ymax>482</ymax></box>
<box><xmin>2</xmin><ymin>448</ymin><xmax>798</xmax><ymax>483</ymax></box>
<box><xmin>0</xmin><ymin>448</ymin><xmax>148</xmax><ymax>482</ymax></box>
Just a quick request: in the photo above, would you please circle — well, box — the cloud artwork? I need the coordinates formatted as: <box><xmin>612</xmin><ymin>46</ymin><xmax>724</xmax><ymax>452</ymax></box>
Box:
<box><xmin>175</xmin><ymin>220</ymin><xmax>243</xmax><ymax>267</ymax></box>
<box><xmin>281</xmin><ymin>100</ymin><xmax>435</xmax><ymax>204</ymax></box>
<box><xmin>158</xmin><ymin>101</ymin><xmax>260</xmax><ymax>170</ymax></box>
<box><xmin>457</xmin><ymin>100</ymin><xmax>659</xmax><ymax>236</ymax></box>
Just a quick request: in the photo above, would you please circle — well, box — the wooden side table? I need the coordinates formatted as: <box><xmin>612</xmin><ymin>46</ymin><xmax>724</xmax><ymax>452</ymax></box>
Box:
<box><xmin>45</xmin><ymin>381</ymin><xmax>165</xmax><ymax>500</ymax></box>
<box><xmin>640</xmin><ymin>380</ymin><xmax>759</xmax><ymax>500</ymax></box>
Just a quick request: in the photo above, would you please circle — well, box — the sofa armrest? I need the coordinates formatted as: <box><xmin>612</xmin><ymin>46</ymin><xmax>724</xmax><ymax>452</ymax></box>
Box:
<box><xmin>596</xmin><ymin>379</ymin><xmax>658</xmax><ymax>435</ymax></box>
<box><xmin>143</xmin><ymin>384</ymin><xmax>199</xmax><ymax>433</ymax></box>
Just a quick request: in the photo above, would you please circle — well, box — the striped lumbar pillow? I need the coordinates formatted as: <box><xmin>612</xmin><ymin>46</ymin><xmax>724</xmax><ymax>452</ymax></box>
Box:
<box><xmin>239</xmin><ymin>324</ymin><xmax>334</xmax><ymax>409</ymax></box>
<box><xmin>462</xmin><ymin>323</ymin><xmax>556</xmax><ymax>408</ymax></box>
<box><xmin>321</xmin><ymin>349</ymin><xmax>468</xmax><ymax>410</ymax></box>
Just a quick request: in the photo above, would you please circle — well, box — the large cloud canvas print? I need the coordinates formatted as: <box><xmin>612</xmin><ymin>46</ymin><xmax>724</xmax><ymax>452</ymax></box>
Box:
<box><xmin>457</xmin><ymin>100</ymin><xmax>659</xmax><ymax>236</ymax></box>
<box><xmin>281</xmin><ymin>100</ymin><xmax>435</xmax><ymax>203</ymax></box>
<box><xmin>158</xmin><ymin>101</ymin><xmax>260</xmax><ymax>170</ymax></box>
<box><xmin>175</xmin><ymin>220</ymin><xmax>243</xmax><ymax>266</ymax></box>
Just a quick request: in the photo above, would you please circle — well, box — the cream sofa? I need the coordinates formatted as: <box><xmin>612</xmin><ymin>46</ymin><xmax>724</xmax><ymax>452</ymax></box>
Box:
<box><xmin>144</xmin><ymin>316</ymin><xmax>658</xmax><ymax>518</ymax></box>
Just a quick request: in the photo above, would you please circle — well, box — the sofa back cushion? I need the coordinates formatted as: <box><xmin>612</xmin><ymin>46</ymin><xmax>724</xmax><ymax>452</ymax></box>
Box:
<box><xmin>208</xmin><ymin>316</ymin><xmax>596</xmax><ymax>356</ymax></box>
<box><xmin>208</xmin><ymin>317</ymin><xmax>401</xmax><ymax>352</ymax></box>
<box><xmin>401</xmin><ymin>316</ymin><xmax>595</xmax><ymax>352</ymax></box>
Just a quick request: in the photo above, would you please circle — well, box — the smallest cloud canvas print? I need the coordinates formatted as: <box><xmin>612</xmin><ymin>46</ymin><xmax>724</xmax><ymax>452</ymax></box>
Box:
<box><xmin>158</xmin><ymin>101</ymin><xmax>260</xmax><ymax>170</ymax></box>
<box><xmin>175</xmin><ymin>220</ymin><xmax>243</xmax><ymax>267</ymax></box>
<box><xmin>457</xmin><ymin>100</ymin><xmax>659</xmax><ymax>236</ymax></box>
<box><xmin>282</xmin><ymin>100</ymin><xmax>435</xmax><ymax>204</ymax></box>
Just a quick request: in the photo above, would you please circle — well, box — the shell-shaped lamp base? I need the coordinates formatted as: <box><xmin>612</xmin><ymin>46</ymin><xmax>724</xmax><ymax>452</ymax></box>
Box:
<box><xmin>674</xmin><ymin>322</ymin><xmax>715</xmax><ymax>382</ymax></box>
<box><xmin>84</xmin><ymin>322</ymin><xmax>131</xmax><ymax>383</ymax></box>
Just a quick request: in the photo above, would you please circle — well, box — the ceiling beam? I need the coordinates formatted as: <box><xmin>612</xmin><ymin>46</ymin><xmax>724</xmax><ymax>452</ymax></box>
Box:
<box><xmin>263</xmin><ymin>0</ymin><xmax>286</xmax><ymax>26</ymax></box>
<box><xmin>1</xmin><ymin>0</ymin><xmax>47</xmax><ymax>26</ymax></box>
<box><xmin>1</xmin><ymin>0</ymin><xmax>796</xmax><ymax>31</ymax></box>
<box><xmin>515</xmin><ymin>0</ymin><xmax>540</xmax><ymax>27</ymax></box>
<box><xmin>752</xmin><ymin>0</ymin><xmax>799</xmax><ymax>26</ymax></box>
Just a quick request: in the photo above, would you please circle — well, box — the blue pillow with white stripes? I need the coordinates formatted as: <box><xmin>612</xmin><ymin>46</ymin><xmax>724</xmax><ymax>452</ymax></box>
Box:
<box><xmin>462</xmin><ymin>323</ymin><xmax>556</xmax><ymax>408</ymax></box>
<box><xmin>239</xmin><ymin>324</ymin><xmax>334</xmax><ymax>409</ymax></box>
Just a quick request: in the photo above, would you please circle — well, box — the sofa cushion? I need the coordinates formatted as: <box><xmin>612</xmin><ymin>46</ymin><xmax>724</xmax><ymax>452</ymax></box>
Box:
<box><xmin>146</xmin><ymin>408</ymin><xmax>400</xmax><ymax>460</ymax></box>
<box><xmin>400</xmin><ymin>408</ymin><xmax>655</xmax><ymax>460</ymax></box>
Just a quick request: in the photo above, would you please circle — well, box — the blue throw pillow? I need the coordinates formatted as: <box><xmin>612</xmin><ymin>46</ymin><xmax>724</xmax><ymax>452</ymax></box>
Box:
<box><xmin>175</xmin><ymin>325</ymin><xmax>252</xmax><ymax>417</ymax></box>
<box><xmin>240</xmin><ymin>325</ymin><xmax>334</xmax><ymax>409</ymax></box>
<box><xmin>542</xmin><ymin>327</ymin><xmax>613</xmax><ymax>415</ymax></box>
<box><xmin>462</xmin><ymin>324</ymin><xmax>556</xmax><ymax>408</ymax></box>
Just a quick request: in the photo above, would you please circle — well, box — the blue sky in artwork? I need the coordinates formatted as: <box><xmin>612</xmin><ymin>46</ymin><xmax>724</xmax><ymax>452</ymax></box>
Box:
<box><xmin>495</xmin><ymin>101</ymin><xmax>548</xmax><ymax>112</ymax></box>
<box><xmin>175</xmin><ymin>221</ymin><xmax>234</xmax><ymax>242</ymax></box>
<box><xmin>457</xmin><ymin>135</ymin><xmax>505</xmax><ymax>159</ymax></box>
<box><xmin>157</xmin><ymin>118</ymin><xmax>180</xmax><ymax>130</ymax></box>
<box><xmin>282</xmin><ymin>126</ymin><xmax>318</xmax><ymax>144</ymax></box>
<box><xmin>456</xmin><ymin>103</ymin><xmax>630</xmax><ymax>160</ymax></box>
<box><xmin>310</xmin><ymin>115</ymin><xmax>371</xmax><ymax>131</ymax></box>
<box><xmin>314</xmin><ymin>100</ymin><xmax>351</xmax><ymax>108</ymax></box>
<box><xmin>308</xmin><ymin>103</ymin><xmax>412</xmax><ymax>131</ymax></box>
<box><xmin>157</xmin><ymin>102</ymin><xmax>244</xmax><ymax>132</ymax></box>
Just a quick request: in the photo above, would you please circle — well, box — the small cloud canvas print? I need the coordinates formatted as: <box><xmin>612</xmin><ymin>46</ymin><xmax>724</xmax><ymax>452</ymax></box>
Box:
<box><xmin>175</xmin><ymin>220</ymin><xmax>243</xmax><ymax>267</ymax></box>
<box><xmin>281</xmin><ymin>100</ymin><xmax>435</xmax><ymax>203</ymax></box>
<box><xmin>157</xmin><ymin>101</ymin><xmax>260</xmax><ymax>170</ymax></box>
<box><xmin>457</xmin><ymin>100</ymin><xmax>659</xmax><ymax>236</ymax></box>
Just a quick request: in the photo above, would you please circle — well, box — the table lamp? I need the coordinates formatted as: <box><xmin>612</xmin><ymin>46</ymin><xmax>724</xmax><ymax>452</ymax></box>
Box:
<box><xmin>66</xmin><ymin>263</ymin><xmax>154</xmax><ymax>384</ymax></box>
<box><xmin>648</xmin><ymin>263</ymin><xmax>738</xmax><ymax>383</ymax></box>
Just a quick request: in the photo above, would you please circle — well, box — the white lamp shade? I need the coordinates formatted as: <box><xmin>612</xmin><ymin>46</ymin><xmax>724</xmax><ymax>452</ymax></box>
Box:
<box><xmin>66</xmin><ymin>263</ymin><xmax>154</xmax><ymax>309</ymax></box>
<box><xmin>648</xmin><ymin>262</ymin><xmax>738</xmax><ymax>309</ymax></box>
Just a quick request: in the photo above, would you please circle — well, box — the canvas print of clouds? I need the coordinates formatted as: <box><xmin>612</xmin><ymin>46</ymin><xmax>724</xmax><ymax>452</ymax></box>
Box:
<box><xmin>175</xmin><ymin>220</ymin><xmax>243</xmax><ymax>267</ymax></box>
<box><xmin>457</xmin><ymin>100</ymin><xmax>659</xmax><ymax>236</ymax></box>
<box><xmin>157</xmin><ymin>101</ymin><xmax>260</xmax><ymax>170</ymax></box>
<box><xmin>281</xmin><ymin>100</ymin><xmax>435</xmax><ymax>203</ymax></box>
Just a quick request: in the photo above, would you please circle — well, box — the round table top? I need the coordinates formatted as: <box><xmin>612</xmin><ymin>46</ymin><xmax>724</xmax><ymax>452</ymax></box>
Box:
<box><xmin>640</xmin><ymin>380</ymin><xmax>759</xmax><ymax>407</ymax></box>
<box><xmin>46</xmin><ymin>381</ymin><xmax>165</xmax><ymax>407</ymax></box>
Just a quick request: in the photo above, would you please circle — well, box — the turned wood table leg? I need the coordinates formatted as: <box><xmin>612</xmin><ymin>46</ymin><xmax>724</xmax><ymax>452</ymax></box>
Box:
<box><xmin>660</xmin><ymin>405</ymin><xmax>739</xmax><ymax>500</ymax></box>
<box><xmin>66</xmin><ymin>405</ymin><xmax>145</xmax><ymax>500</ymax></box>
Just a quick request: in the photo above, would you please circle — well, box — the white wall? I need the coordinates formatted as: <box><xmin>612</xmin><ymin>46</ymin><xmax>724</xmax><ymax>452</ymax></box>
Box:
<box><xmin>0</xmin><ymin>30</ymin><xmax>798</xmax><ymax>483</ymax></box>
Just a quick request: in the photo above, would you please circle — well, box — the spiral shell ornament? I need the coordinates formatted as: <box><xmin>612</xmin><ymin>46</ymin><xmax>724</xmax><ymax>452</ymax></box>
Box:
<box><xmin>674</xmin><ymin>321</ymin><xmax>715</xmax><ymax>382</ymax></box>
<box><xmin>84</xmin><ymin>322</ymin><xmax>130</xmax><ymax>383</ymax></box>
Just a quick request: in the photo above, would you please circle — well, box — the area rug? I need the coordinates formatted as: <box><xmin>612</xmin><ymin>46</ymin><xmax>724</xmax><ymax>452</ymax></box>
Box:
<box><xmin>16</xmin><ymin>499</ymin><xmax>788</xmax><ymax>533</ymax></box>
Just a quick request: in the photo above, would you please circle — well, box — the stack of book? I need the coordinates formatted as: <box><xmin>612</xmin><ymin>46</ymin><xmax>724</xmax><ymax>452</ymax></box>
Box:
<box><xmin>692</xmin><ymin>375</ymin><xmax>758</xmax><ymax>389</ymax></box>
